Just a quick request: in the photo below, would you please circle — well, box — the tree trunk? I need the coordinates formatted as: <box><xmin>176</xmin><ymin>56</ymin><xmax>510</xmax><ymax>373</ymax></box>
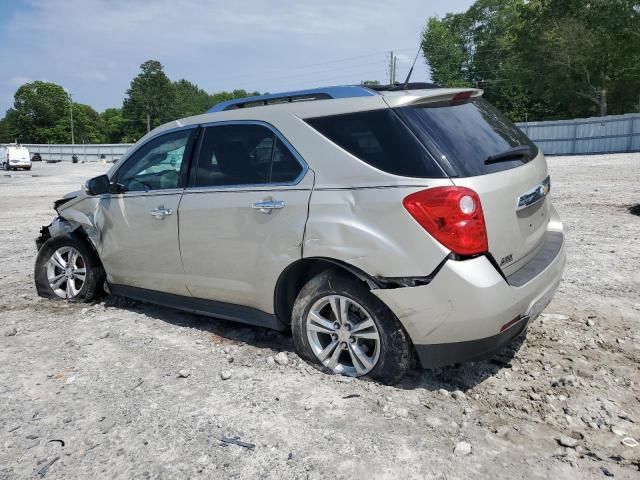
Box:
<box><xmin>146</xmin><ymin>113</ymin><xmax>151</xmax><ymax>133</ymax></box>
<box><xmin>599</xmin><ymin>89</ymin><xmax>607</xmax><ymax>117</ymax></box>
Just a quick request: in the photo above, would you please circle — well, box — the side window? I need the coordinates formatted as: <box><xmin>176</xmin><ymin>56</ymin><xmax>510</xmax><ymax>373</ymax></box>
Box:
<box><xmin>270</xmin><ymin>138</ymin><xmax>303</xmax><ymax>182</ymax></box>
<box><xmin>116</xmin><ymin>129</ymin><xmax>192</xmax><ymax>192</ymax></box>
<box><xmin>192</xmin><ymin>124</ymin><xmax>302</xmax><ymax>187</ymax></box>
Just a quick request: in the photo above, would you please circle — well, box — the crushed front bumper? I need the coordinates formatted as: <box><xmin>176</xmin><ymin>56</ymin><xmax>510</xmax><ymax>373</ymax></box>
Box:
<box><xmin>372</xmin><ymin>228</ymin><xmax>565</xmax><ymax>369</ymax></box>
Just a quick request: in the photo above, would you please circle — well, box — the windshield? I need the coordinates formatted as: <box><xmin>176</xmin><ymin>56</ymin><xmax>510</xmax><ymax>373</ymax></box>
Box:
<box><xmin>395</xmin><ymin>98</ymin><xmax>538</xmax><ymax>177</ymax></box>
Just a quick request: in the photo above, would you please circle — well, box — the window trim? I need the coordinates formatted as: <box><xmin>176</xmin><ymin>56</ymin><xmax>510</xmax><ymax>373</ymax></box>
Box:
<box><xmin>186</xmin><ymin>120</ymin><xmax>309</xmax><ymax>192</ymax></box>
<box><xmin>109</xmin><ymin>125</ymin><xmax>199</xmax><ymax>195</ymax></box>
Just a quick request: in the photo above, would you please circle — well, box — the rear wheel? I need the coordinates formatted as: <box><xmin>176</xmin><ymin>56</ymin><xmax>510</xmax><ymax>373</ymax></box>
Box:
<box><xmin>35</xmin><ymin>234</ymin><xmax>105</xmax><ymax>302</ymax></box>
<box><xmin>291</xmin><ymin>270</ymin><xmax>411</xmax><ymax>384</ymax></box>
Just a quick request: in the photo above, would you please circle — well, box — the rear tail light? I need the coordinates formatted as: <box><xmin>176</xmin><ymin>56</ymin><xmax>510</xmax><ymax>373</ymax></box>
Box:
<box><xmin>403</xmin><ymin>186</ymin><xmax>488</xmax><ymax>256</ymax></box>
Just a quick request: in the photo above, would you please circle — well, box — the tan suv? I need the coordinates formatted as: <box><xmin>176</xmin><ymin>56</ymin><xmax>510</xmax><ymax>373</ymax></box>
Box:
<box><xmin>34</xmin><ymin>84</ymin><xmax>565</xmax><ymax>383</ymax></box>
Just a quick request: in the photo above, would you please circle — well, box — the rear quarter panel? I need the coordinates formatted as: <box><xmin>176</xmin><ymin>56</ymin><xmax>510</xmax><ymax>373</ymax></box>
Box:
<box><xmin>304</xmin><ymin>183</ymin><xmax>453</xmax><ymax>277</ymax></box>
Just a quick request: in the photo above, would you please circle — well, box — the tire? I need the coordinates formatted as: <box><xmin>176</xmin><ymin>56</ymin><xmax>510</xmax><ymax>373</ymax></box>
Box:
<box><xmin>34</xmin><ymin>233</ymin><xmax>105</xmax><ymax>302</ymax></box>
<box><xmin>291</xmin><ymin>270</ymin><xmax>411</xmax><ymax>384</ymax></box>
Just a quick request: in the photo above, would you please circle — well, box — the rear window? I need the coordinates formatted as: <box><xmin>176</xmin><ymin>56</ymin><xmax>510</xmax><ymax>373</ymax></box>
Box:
<box><xmin>304</xmin><ymin>109</ymin><xmax>445</xmax><ymax>178</ymax></box>
<box><xmin>395</xmin><ymin>98</ymin><xmax>538</xmax><ymax>177</ymax></box>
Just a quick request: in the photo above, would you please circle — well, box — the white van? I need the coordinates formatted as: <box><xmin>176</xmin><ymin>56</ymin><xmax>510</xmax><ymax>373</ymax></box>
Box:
<box><xmin>1</xmin><ymin>144</ymin><xmax>32</xmax><ymax>171</ymax></box>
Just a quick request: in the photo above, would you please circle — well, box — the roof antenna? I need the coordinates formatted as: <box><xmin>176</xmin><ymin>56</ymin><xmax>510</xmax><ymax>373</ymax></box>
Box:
<box><xmin>402</xmin><ymin>47</ymin><xmax>422</xmax><ymax>90</ymax></box>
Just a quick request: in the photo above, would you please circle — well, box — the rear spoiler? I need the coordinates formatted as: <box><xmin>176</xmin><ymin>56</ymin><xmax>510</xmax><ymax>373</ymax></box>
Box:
<box><xmin>382</xmin><ymin>88</ymin><xmax>483</xmax><ymax>109</ymax></box>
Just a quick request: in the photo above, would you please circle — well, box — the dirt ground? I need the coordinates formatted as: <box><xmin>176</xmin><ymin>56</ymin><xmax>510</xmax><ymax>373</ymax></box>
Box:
<box><xmin>0</xmin><ymin>156</ymin><xmax>639</xmax><ymax>479</ymax></box>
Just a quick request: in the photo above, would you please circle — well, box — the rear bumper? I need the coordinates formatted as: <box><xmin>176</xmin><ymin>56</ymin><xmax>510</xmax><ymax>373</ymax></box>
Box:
<box><xmin>9</xmin><ymin>161</ymin><xmax>31</xmax><ymax>168</ymax></box>
<box><xmin>414</xmin><ymin>316</ymin><xmax>530</xmax><ymax>368</ymax></box>
<box><xmin>372</xmin><ymin>219</ymin><xmax>565</xmax><ymax>369</ymax></box>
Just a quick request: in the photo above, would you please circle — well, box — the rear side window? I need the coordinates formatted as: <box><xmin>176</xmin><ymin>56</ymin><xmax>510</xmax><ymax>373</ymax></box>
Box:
<box><xmin>395</xmin><ymin>98</ymin><xmax>538</xmax><ymax>177</ymax></box>
<box><xmin>305</xmin><ymin>110</ymin><xmax>445</xmax><ymax>178</ymax></box>
<box><xmin>192</xmin><ymin>124</ymin><xmax>303</xmax><ymax>187</ymax></box>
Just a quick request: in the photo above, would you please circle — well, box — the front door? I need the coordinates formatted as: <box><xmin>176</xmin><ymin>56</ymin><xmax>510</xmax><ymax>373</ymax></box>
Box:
<box><xmin>96</xmin><ymin>128</ymin><xmax>196</xmax><ymax>295</ymax></box>
<box><xmin>178</xmin><ymin>122</ymin><xmax>313</xmax><ymax>314</ymax></box>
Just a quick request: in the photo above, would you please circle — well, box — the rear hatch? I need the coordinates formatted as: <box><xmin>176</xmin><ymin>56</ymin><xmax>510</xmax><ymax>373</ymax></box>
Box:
<box><xmin>9</xmin><ymin>147</ymin><xmax>30</xmax><ymax>163</ymax></box>
<box><xmin>395</xmin><ymin>95</ymin><xmax>550</xmax><ymax>276</ymax></box>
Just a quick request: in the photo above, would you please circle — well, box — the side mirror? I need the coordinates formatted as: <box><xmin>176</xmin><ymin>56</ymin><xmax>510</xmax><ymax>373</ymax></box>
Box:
<box><xmin>84</xmin><ymin>175</ymin><xmax>111</xmax><ymax>196</ymax></box>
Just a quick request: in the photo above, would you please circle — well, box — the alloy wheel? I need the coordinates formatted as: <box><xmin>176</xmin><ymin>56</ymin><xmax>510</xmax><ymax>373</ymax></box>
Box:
<box><xmin>306</xmin><ymin>295</ymin><xmax>381</xmax><ymax>376</ymax></box>
<box><xmin>45</xmin><ymin>246</ymin><xmax>87</xmax><ymax>299</ymax></box>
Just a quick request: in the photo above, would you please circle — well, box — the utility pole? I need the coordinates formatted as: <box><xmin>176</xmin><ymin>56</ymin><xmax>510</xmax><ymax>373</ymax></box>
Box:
<box><xmin>388</xmin><ymin>51</ymin><xmax>397</xmax><ymax>85</ymax></box>
<box><xmin>68</xmin><ymin>93</ymin><xmax>75</xmax><ymax>145</ymax></box>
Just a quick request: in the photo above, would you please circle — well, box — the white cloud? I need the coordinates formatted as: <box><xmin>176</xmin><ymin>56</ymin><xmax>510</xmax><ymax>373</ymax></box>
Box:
<box><xmin>1</xmin><ymin>0</ymin><xmax>475</xmax><ymax>113</ymax></box>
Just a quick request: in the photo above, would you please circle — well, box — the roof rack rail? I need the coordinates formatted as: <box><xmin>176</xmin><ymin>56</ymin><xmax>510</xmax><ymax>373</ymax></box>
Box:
<box><xmin>207</xmin><ymin>85</ymin><xmax>378</xmax><ymax>113</ymax></box>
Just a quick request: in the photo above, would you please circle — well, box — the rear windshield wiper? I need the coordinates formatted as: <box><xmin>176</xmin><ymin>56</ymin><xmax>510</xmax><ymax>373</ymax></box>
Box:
<box><xmin>485</xmin><ymin>145</ymin><xmax>533</xmax><ymax>165</ymax></box>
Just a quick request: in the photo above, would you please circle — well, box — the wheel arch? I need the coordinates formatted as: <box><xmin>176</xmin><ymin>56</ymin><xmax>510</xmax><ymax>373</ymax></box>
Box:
<box><xmin>273</xmin><ymin>257</ymin><xmax>382</xmax><ymax>325</ymax></box>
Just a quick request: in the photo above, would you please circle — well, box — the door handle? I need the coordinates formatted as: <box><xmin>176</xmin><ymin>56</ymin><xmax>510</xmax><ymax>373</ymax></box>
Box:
<box><xmin>150</xmin><ymin>207</ymin><xmax>173</xmax><ymax>219</ymax></box>
<box><xmin>251</xmin><ymin>199</ymin><xmax>285</xmax><ymax>214</ymax></box>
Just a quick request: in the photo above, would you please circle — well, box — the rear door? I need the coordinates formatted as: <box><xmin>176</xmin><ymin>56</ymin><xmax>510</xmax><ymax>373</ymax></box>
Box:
<box><xmin>178</xmin><ymin>121</ymin><xmax>313</xmax><ymax>314</ymax></box>
<box><xmin>396</xmin><ymin>97</ymin><xmax>551</xmax><ymax>275</ymax></box>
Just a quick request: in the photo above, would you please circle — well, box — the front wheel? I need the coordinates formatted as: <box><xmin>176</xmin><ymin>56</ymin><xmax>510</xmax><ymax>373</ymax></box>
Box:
<box><xmin>291</xmin><ymin>270</ymin><xmax>411</xmax><ymax>384</ymax></box>
<box><xmin>34</xmin><ymin>234</ymin><xmax>105</xmax><ymax>302</ymax></box>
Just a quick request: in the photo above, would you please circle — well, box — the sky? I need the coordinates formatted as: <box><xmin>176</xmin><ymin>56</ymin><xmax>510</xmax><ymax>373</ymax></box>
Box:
<box><xmin>0</xmin><ymin>0</ymin><xmax>474</xmax><ymax>114</ymax></box>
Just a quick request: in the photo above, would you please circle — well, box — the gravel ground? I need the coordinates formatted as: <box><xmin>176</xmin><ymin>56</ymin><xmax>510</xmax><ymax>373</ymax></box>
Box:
<box><xmin>0</xmin><ymin>156</ymin><xmax>639</xmax><ymax>479</ymax></box>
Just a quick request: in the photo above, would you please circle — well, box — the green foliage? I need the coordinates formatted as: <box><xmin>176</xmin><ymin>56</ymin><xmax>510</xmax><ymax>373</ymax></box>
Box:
<box><xmin>422</xmin><ymin>0</ymin><xmax>640</xmax><ymax>120</ymax></box>
<box><xmin>0</xmin><ymin>60</ymin><xmax>262</xmax><ymax>144</ymax></box>
<box><xmin>172</xmin><ymin>79</ymin><xmax>211</xmax><ymax>118</ymax></box>
<box><xmin>209</xmin><ymin>89</ymin><xmax>261</xmax><ymax>107</ymax></box>
<box><xmin>122</xmin><ymin>60</ymin><xmax>175</xmax><ymax>139</ymax></box>
<box><xmin>100</xmin><ymin>108</ymin><xmax>126</xmax><ymax>144</ymax></box>
<box><xmin>6</xmin><ymin>81</ymin><xmax>69</xmax><ymax>143</ymax></box>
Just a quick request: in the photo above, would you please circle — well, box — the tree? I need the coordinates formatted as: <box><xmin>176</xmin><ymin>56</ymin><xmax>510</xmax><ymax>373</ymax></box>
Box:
<box><xmin>6</xmin><ymin>81</ymin><xmax>69</xmax><ymax>143</ymax></box>
<box><xmin>100</xmin><ymin>108</ymin><xmax>126</xmax><ymax>143</ymax></box>
<box><xmin>422</xmin><ymin>0</ymin><xmax>640</xmax><ymax>120</ymax></box>
<box><xmin>122</xmin><ymin>60</ymin><xmax>174</xmax><ymax>139</ymax></box>
<box><xmin>48</xmin><ymin>103</ymin><xmax>105</xmax><ymax>144</ymax></box>
<box><xmin>172</xmin><ymin>79</ymin><xmax>212</xmax><ymax>118</ymax></box>
<box><xmin>208</xmin><ymin>89</ymin><xmax>260</xmax><ymax>108</ymax></box>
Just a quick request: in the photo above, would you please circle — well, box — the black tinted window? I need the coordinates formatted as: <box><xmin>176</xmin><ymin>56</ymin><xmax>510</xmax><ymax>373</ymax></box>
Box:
<box><xmin>305</xmin><ymin>109</ymin><xmax>444</xmax><ymax>178</ymax></box>
<box><xmin>395</xmin><ymin>98</ymin><xmax>538</xmax><ymax>177</ymax></box>
<box><xmin>192</xmin><ymin>124</ymin><xmax>302</xmax><ymax>187</ymax></box>
<box><xmin>270</xmin><ymin>138</ymin><xmax>303</xmax><ymax>183</ymax></box>
<box><xmin>116</xmin><ymin>129</ymin><xmax>192</xmax><ymax>191</ymax></box>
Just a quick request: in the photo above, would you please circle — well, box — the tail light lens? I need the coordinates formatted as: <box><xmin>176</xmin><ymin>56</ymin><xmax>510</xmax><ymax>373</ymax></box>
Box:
<box><xmin>403</xmin><ymin>186</ymin><xmax>488</xmax><ymax>255</ymax></box>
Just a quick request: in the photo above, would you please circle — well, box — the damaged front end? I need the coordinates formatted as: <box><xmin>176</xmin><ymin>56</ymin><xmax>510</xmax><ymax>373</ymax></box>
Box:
<box><xmin>35</xmin><ymin>192</ymin><xmax>101</xmax><ymax>253</ymax></box>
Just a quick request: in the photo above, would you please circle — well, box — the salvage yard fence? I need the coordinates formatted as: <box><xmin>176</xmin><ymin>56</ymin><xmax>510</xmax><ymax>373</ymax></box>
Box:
<box><xmin>517</xmin><ymin>113</ymin><xmax>640</xmax><ymax>156</ymax></box>
<box><xmin>3</xmin><ymin>112</ymin><xmax>640</xmax><ymax>160</ymax></box>
<box><xmin>3</xmin><ymin>143</ymin><xmax>134</xmax><ymax>163</ymax></box>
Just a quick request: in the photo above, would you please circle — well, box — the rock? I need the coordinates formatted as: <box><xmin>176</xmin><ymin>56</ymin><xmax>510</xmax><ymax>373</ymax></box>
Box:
<box><xmin>453</xmin><ymin>441</ymin><xmax>472</xmax><ymax>456</ymax></box>
<box><xmin>266</xmin><ymin>356</ymin><xmax>275</xmax><ymax>365</ymax></box>
<box><xmin>621</xmin><ymin>437</ymin><xmax>638</xmax><ymax>448</ymax></box>
<box><xmin>586</xmin><ymin>319</ymin><xmax>595</xmax><ymax>327</ymax></box>
<box><xmin>99</xmin><ymin>331</ymin><xmax>110</xmax><ymax>339</ymax></box>
<box><xmin>394</xmin><ymin>407</ymin><xmax>409</xmax><ymax>418</ymax></box>
<box><xmin>223</xmin><ymin>347</ymin><xmax>231</xmax><ymax>354</ymax></box>
<box><xmin>611</xmin><ymin>425</ymin><xmax>626</xmax><ymax>436</ymax></box>
<box><xmin>529</xmin><ymin>392</ymin><xmax>542</xmax><ymax>401</ymax></box>
<box><xmin>540</xmin><ymin>313</ymin><xmax>569</xmax><ymax>321</ymax></box>
<box><xmin>451</xmin><ymin>390</ymin><xmax>466</xmax><ymax>400</ymax></box>
<box><xmin>438</xmin><ymin>388</ymin><xmax>450</xmax><ymax>397</ymax></box>
<box><xmin>178</xmin><ymin>370</ymin><xmax>190</xmax><ymax>378</ymax></box>
<box><xmin>274</xmin><ymin>352</ymin><xmax>289</xmax><ymax>366</ymax></box>
<box><xmin>220</xmin><ymin>370</ymin><xmax>232</xmax><ymax>380</ymax></box>
<box><xmin>557</xmin><ymin>436</ymin><xmax>578</xmax><ymax>448</ymax></box>
<box><xmin>5</xmin><ymin>327</ymin><xmax>17</xmax><ymax>337</ymax></box>
<box><xmin>600</xmin><ymin>466</ymin><xmax>614</xmax><ymax>477</ymax></box>
<box><xmin>227</xmin><ymin>357</ymin><xmax>234</xmax><ymax>364</ymax></box>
